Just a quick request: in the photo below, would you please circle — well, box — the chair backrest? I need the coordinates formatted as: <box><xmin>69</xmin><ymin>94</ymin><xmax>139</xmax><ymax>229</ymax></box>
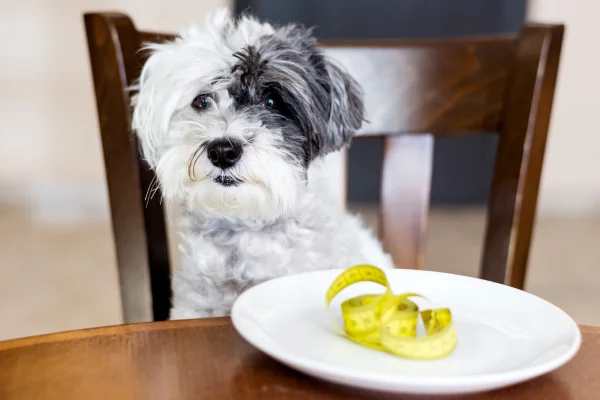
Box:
<box><xmin>84</xmin><ymin>12</ymin><xmax>563</xmax><ymax>322</ymax></box>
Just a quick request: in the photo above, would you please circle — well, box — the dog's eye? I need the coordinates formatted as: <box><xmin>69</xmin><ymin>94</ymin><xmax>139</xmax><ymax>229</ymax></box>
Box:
<box><xmin>264</xmin><ymin>97</ymin><xmax>276</xmax><ymax>109</ymax></box>
<box><xmin>192</xmin><ymin>94</ymin><xmax>211</xmax><ymax>111</ymax></box>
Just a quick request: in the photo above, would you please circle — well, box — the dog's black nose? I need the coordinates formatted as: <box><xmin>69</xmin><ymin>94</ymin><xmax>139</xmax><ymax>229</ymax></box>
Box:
<box><xmin>206</xmin><ymin>139</ymin><xmax>243</xmax><ymax>169</ymax></box>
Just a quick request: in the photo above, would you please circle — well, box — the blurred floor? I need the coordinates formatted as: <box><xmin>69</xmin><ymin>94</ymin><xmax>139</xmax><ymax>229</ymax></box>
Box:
<box><xmin>0</xmin><ymin>203</ymin><xmax>599</xmax><ymax>341</ymax></box>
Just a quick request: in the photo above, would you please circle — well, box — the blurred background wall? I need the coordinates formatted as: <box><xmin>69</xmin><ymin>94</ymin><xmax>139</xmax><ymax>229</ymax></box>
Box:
<box><xmin>528</xmin><ymin>0</ymin><xmax>600</xmax><ymax>216</ymax></box>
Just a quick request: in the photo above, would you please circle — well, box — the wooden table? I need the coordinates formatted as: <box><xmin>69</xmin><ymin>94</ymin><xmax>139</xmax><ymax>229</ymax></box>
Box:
<box><xmin>0</xmin><ymin>318</ymin><xmax>598</xmax><ymax>399</ymax></box>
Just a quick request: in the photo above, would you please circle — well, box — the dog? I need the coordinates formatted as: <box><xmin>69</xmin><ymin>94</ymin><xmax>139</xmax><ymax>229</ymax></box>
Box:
<box><xmin>132</xmin><ymin>8</ymin><xmax>394</xmax><ymax>319</ymax></box>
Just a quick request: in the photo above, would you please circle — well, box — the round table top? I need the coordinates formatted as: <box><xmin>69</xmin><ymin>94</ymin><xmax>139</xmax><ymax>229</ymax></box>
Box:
<box><xmin>0</xmin><ymin>318</ymin><xmax>598</xmax><ymax>399</ymax></box>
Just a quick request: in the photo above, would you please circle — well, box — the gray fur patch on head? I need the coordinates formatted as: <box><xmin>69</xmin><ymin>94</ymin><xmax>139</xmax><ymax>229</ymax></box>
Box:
<box><xmin>226</xmin><ymin>22</ymin><xmax>365</xmax><ymax>165</ymax></box>
<box><xmin>266</xmin><ymin>24</ymin><xmax>365</xmax><ymax>160</ymax></box>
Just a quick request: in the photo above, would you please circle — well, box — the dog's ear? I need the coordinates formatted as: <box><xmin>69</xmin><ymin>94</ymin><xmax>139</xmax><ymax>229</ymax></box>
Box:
<box><xmin>320</xmin><ymin>57</ymin><xmax>365</xmax><ymax>153</ymax></box>
<box><xmin>272</xmin><ymin>25</ymin><xmax>365</xmax><ymax>159</ymax></box>
<box><xmin>302</xmin><ymin>31</ymin><xmax>364</xmax><ymax>157</ymax></box>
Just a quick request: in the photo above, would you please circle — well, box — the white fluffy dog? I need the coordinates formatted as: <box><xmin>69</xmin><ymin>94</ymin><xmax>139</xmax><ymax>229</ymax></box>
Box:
<box><xmin>132</xmin><ymin>9</ymin><xmax>394</xmax><ymax>319</ymax></box>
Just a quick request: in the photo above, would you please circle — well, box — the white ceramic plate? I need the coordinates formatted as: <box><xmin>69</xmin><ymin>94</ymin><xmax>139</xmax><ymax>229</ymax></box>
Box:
<box><xmin>231</xmin><ymin>269</ymin><xmax>581</xmax><ymax>395</ymax></box>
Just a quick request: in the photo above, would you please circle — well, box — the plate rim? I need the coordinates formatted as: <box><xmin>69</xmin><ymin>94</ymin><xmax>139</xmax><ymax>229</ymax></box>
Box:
<box><xmin>231</xmin><ymin>269</ymin><xmax>582</xmax><ymax>391</ymax></box>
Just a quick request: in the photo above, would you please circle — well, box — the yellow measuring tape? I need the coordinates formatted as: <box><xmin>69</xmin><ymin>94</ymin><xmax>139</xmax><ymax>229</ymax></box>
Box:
<box><xmin>326</xmin><ymin>265</ymin><xmax>457</xmax><ymax>360</ymax></box>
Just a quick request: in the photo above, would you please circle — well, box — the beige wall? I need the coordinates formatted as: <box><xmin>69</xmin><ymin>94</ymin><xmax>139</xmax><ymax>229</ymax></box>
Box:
<box><xmin>0</xmin><ymin>0</ymin><xmax>229</xmax><ymax>221</ymax></box>
<box><xmin>528</xmin><ymin>0</ymin><xmax>600</xmax><ymax>215</ymax></box>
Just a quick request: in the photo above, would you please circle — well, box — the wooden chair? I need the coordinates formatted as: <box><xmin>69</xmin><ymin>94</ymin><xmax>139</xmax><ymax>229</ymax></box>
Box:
<box><xmin>83</xmin><ymin>12</ymin><xmax>564</xmax><ymax>323</ymax></box>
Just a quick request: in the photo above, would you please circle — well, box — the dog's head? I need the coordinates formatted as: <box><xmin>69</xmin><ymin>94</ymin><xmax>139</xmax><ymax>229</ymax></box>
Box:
<box><xmin>132</xmin><ymin>9</ymin><xmax>364</xmax><ymax>220</ymax></box>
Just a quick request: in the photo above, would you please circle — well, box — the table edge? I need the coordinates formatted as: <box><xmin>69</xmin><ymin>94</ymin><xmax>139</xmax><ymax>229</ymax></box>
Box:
<box><xmin>0</xmin><ymin>317</ymin><xmax>231</xmax><ymax>351</ymax></box>
<box><xmin>1</xmin><ymin>320</ymin><xmax>596</xmax><ymax>352</ymax></box>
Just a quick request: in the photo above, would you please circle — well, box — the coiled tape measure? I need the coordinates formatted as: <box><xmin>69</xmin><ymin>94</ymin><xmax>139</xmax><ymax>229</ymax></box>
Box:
<box><xmin>326</xmin><ymin>265</ymin><xmax>457</xmax><ymax>360</ymax></box>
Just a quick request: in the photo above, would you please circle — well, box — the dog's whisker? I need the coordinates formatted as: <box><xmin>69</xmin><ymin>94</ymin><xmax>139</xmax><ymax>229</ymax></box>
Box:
<box><xmin>188</xmin><ymin>145</ymin><xmax>207</xmax><ymax>181</ymax></box>
<box><xmin>145</xmin><ymin>175</ymin><xmax>163</xmax><ymax>207</ymax></box>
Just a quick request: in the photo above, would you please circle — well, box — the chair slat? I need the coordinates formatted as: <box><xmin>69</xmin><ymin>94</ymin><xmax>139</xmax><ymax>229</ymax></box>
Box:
<box><xmin>380</xmin><ymin>135</ymin><xmax>434</xmax><ymax>270</ymax></box>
